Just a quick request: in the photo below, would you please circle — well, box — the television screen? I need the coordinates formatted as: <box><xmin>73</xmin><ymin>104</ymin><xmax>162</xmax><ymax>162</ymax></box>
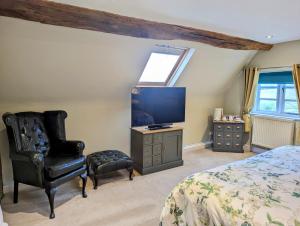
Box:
<box><xmin>131</xmin><ymin>87</ymin><xmax>186</xmax><ymax>127</ymax></box>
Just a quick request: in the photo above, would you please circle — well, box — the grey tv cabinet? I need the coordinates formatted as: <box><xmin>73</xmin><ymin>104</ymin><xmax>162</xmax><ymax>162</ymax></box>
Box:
<box><xmin>131</xmin><ymin>127</ymin><xmax>183</xmax><ymax>175</ymax></box>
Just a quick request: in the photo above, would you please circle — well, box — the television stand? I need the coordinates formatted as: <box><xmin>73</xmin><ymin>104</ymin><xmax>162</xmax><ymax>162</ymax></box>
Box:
<box><xmin>131</xmin><ymin>126</ymin><xmax>183</xmax><ymax>175</ymax></box>
<box><xmin>147</xmin><ymin>124</ymin><xmax>172</xmax><ymax>130</ymax></box>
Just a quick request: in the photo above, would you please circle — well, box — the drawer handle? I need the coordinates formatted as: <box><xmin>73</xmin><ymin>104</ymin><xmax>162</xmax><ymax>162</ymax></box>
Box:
<box><xmin>226</xmin><ymin>143</ymin><xmax>230</xmax><ymax>146</ymax></box>
<box><xmin>235</xmin><ymin>144</ymin><xmax>240</xmax><ymax>146</ymax></box>
<box><xmin>217</xmin><ymin>134</ymin><xmax>221</xmax><ymax>137</ymax></box>
<box><xmin>227</xmin><ymin>126</ymin><xmax>231</xmax><ymax>129</ymax></box>
<box><xmin>236</xmin><ymin>135</ymin><xmax>240</xmax><ymax>138</ymax></box>
<box><xmin>217</xmin><ymin>143</ymin><xmax>221</xmax><ymax>145</ymax></box>
<box><xmin>237</xmin><ymin>126</ymin><xmax>240</xmax><ymax>129</ymax></box>
<box><xmin>226</xmin><ymin>134</ymin><xmax>230</xmax><ymax>137</ymax></box>
<box><xmin>218</xmin><ymin>126</ymin><xmax>221</xmax><ymax>129</ymax></box>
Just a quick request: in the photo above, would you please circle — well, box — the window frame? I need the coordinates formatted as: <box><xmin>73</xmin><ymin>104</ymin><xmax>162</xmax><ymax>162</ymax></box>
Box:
<box><xmin>253</xmin><ymin>83</ymin><xmax>299</xmax><ymax>118</ymax></box>
<box><xmin>282</xmin><ymin>84</ymin><xmax>299</xmax><ymax>115</ymax></box>
<box><xmin>254</xmin><ymin>84</ymin><xmax>279</xmax><ymax>114</ymax></box>
<box><xmin>137</xmin><ymin>46</ymin><xmax>194</xmax><ymax>87</ymax></box>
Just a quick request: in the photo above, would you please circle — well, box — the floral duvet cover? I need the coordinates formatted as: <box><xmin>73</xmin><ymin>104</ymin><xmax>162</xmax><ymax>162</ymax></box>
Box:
<box><xmin>160</xmin><ymin>146</ymin><xmax>300</xmax><ymax>226</ymax></box>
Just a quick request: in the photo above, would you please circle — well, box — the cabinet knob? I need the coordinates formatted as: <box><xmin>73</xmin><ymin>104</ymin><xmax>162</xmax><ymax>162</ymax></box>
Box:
<box><xmin>227</xmin><ymin>126</ymin><xmax>231</xmax><ymax>129</ymax></box>
<box><xmin>236</xmin><ymin>143</ymin><xmax>240</xmax><ymax>146</ymax></box>
<box><xmin>226</xmin><ymin>134</ymin><xmax>230</xmax><ymax>137</ymax></box>
<box><xmin>217</xmin><ymin>134</ymin><xmax>221</xmax><ymax>137</ymax></box>
<box><xmin>236</xmin><ymin>135</ymin><xmax>240</xmax><ymax>138</ymax></box>
<box><xmin>217</xmin><ymin>143</ymin><xmax>221</xmax><ymax>145</ymax></box>
<box><xmin>226</xmin><ymin>143</ymin><xmax>230</xmax><ymax>146</ymax></box>
<box><xmin>218</xmin><ymin>126</ymin><xmax>221</xmax><ymax>129</ymax></box>
<box><xmin>237</xmin><ymin>126</ymin><xmax>240</xmax><ymax>129</ymax></box>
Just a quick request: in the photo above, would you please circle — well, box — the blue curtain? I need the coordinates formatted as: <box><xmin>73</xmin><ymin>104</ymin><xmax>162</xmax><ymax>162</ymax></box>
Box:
<box><xmin>258</xmin><ymin>71</ymin><xmax>293</xmax><ymax>84</ymax></box>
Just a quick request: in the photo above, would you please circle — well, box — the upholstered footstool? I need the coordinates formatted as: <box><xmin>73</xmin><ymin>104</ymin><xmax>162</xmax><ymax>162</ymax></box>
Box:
<box><xmin>86</xmin><ymin>150</ymin><xmax>133</xmax><ymax>189</ymax></box>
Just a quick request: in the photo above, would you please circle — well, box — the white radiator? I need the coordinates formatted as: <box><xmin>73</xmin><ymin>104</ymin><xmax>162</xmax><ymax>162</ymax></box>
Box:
<box><xmin>252</xmin><ymin>116</ymin><xmax>295</xmax><ymax>149</ymax></box>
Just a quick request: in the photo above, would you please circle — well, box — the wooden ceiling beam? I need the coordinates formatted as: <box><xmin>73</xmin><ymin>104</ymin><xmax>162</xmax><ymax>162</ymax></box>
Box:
<box><xmin>0</xmin><ymin>0</ymin><xmax>273</xmax><ymax>50</ymax></box>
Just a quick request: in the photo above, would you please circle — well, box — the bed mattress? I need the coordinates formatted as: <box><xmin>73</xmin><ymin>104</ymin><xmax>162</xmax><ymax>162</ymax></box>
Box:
<box><xmin>160</xmin><ymin>146</ymin><xmax>300</xmax><ymax>226</ymax></box>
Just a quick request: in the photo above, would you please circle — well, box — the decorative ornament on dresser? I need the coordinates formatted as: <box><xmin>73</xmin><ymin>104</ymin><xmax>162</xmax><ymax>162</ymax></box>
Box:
<box><xmin>213</xmin><ymin>108</ymin><xmax>223</xmax><ymax>121</ymax></box>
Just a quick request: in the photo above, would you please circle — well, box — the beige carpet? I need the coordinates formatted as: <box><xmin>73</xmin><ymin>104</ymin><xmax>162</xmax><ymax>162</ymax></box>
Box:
<box><xmin>1</xmin><ymin>148</ymin><xmax>253</xmax><ymax>226</ymax></box>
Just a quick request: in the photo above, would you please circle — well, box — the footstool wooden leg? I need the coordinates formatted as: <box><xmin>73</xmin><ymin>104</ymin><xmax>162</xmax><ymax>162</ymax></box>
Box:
<box><xmin>128</xmin><ymin>168</ymin><xmax>133</xmax><ymax>181</ymax></box>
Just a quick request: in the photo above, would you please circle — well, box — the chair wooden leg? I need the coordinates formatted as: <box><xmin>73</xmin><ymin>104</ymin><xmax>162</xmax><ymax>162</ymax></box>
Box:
<box><xmin>80</xmin><ymin>174</ymin><xmax>87</xmax><ymax>198</ymax></box>
<box><xmin>45</xmin><ymin>187</ymin><xmax>57</xmax><ymax>219</ymax></box>
<box><xmin>13</xmin><ymin>181</ymin><xmax>18</xmax><ymax>203</ymax></box>
<box><xmin>93</xmin><ymin>175</ymin><xmax>98</xmax><ymax>190</ymax></box>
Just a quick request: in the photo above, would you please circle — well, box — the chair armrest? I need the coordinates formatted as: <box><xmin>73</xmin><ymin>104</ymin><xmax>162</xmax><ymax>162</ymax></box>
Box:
<box><xmin>15</xmin><ymin>151</ymin><xmax>45</xmax><ymax>168</ymax></box>
<box><xmin>54</xmin><ymin>140</ymin><xmax>85</xmax><ymax>156</ymax></box>
<box><xmin>11</xmin><ymin>151</ymin><xmax>44</xmax><ymax>187</ymax></box>
<box><xmin>27</xmin><ymin>152</ymin><xmax>45</xmax><ymax>168</ymax></box>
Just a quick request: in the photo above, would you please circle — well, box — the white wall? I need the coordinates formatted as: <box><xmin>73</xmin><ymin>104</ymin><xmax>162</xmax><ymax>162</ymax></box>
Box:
<box><xmin>250</xmin><ymin>40</ymin><xmax>300</xmax><ymax>67</ymax></box>
<box><xmin>0</xmin><ymin>16</ymin><xmax>255</xmax><ymax>187</ymax></box>
<box><xmin>223</xmin><ymin>71</ymin><xmax>244</xmax><ymax>115</ymax></box>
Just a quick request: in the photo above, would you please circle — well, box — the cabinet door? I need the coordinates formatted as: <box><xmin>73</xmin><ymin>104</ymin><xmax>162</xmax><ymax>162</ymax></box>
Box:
<box><xmin>153</xmin><ymin>144</ymin><xmax>162</xmax><ymax>156</ymax></box>
<box><xmin>163</xmin><ymin>131</ymin><xmax>182</xmax><ymax>163</ymax></box>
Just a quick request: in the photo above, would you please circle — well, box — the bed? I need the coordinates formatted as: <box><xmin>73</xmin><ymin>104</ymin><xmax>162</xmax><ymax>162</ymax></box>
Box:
<box><xmin>160</xmin><ymin>146</ymin><xmax>300</xmax><ymax>226</ymax></box>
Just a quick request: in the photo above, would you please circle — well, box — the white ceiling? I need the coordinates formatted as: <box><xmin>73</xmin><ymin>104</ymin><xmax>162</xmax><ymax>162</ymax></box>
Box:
<box><xmin>53</xmin><ymin>0</ymin><xmax>300</xmax><ymax>44</ymax></box>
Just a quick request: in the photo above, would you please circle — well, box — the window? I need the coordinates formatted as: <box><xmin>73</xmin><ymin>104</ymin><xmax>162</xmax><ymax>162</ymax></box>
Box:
<box><xmin>139</xmin><ymin>53</ymin><xmax>180</xmax><ymax>83</ymax></box>
<box><xmin>137</xmin><ymin>46</ymin><xmax>195</xmax><ymax>87</ymax></box>
<box><xmin>253</xmin><ymin>70</ymin><xmax>299</xmax><ymax>117</ymax></box>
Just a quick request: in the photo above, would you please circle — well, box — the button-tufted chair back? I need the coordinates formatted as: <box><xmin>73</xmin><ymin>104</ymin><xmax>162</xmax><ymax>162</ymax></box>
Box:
<box><xmin>15</xmin><ymin>112</ymin><xmax>50</xmax><ymax>155</ymax></box>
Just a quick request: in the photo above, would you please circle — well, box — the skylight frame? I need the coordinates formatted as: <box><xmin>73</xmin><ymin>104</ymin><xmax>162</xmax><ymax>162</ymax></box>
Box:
<box><xmin>137</xmin><ymin>46</ymin><xmax>193</xmax><ymax>87</ymax></box>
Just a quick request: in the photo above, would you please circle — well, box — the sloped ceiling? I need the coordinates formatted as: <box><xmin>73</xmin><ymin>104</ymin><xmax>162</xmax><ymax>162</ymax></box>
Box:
<box><xmin>53</xmin><ymin>0</ymin><xmax>300</xmax><ymax>44</ymax></box>
<box><xmin>0</xmin><ymin>16</ymin><xmax>255</xmax><ymax>103</ymax></box>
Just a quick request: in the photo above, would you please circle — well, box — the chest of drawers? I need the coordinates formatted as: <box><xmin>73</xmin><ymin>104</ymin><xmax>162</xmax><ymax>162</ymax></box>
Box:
<box><xmin>213</xmin><ymin>121</ymin><xmax>244</xmax><ymax>153</ymax></box>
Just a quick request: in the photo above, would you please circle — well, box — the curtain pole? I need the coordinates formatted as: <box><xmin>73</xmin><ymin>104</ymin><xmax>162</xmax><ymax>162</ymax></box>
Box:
<box><xmin>258</xmin><ymin>65</ymin><xmax>291</xmax><ymax>70</ymax></box>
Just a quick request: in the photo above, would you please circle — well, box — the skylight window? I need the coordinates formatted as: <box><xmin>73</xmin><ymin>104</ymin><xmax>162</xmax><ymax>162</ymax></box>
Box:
<box><xmin>137</xmin><ymin>46</ymin><xmax>195</xmax><ymax>87</ymax></box>
<box><xmin>139</xmin><ymin>53</ymin><xmax>180</xmax><ymax>83</ymax></box>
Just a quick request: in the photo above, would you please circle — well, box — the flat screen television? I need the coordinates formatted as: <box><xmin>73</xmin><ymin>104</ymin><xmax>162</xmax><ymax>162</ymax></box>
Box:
<box><xmin>131</xmin><ymin>87</ymin><xmax>186</xmax><ymax>128</ymax></box>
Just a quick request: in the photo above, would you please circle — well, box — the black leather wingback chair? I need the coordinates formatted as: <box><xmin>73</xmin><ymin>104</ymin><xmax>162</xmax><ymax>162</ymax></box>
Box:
<box><xmin>2</xmin><ymin>111</ymin><xmax>87</xmax><ymax>219</ymax></box>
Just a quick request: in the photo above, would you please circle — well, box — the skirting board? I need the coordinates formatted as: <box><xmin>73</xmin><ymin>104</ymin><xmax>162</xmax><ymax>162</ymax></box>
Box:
<box><xmin>184</xmin><ymin>141</ymin><xmax>212</xmax><ymax>151</ymax></box>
